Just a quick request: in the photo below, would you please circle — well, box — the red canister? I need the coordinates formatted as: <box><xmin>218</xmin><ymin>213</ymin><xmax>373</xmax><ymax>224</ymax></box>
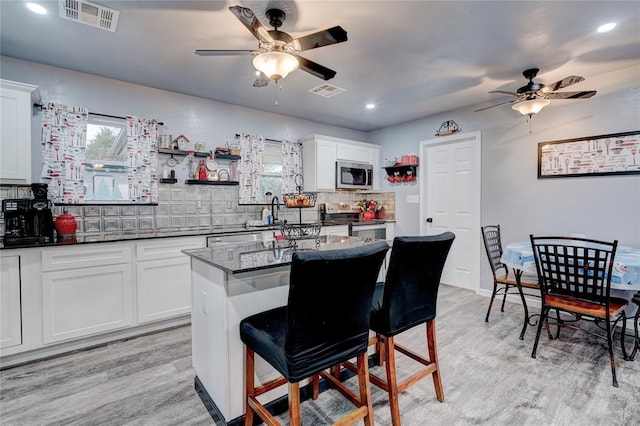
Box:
<box><xmin>54</xmin><ymin>208</ymin><xmax>77</xmax><ymax>240</ymax></box>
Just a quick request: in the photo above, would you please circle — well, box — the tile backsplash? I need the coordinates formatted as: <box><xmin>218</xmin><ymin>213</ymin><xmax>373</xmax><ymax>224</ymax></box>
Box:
<box><xmin>0</xmin><ymin>184</ymin><xmax>395</xmax><ymax>241</ymax></box>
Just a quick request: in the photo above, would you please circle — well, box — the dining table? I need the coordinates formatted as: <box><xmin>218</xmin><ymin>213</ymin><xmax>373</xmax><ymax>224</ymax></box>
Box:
<box><xmin>501</xmin><ymin>240</ymin><xmax>640</xmax><ymax>358</ymax></box>
<box><xmin>501</xmin><ymin>241</ymin><xmax>640</xmax><ymax>291</ymax></box>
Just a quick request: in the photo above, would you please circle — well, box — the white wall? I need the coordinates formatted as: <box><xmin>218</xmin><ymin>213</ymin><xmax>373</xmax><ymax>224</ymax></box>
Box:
<box><xmin>368</xmin><ymin>65</ymin><xmax>640</xmax><ymax>290</ymax></box>
<box><xmin>0</xmin><ymin>56</ymin><xmax>366</xmax><ymax>183</ymax></box>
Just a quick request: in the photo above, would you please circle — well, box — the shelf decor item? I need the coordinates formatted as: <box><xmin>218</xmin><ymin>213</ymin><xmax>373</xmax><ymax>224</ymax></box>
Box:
<box><xmin>537</xmin><ymin>130</ymin><xmax>640</xmax><ymax>178</ymax></box>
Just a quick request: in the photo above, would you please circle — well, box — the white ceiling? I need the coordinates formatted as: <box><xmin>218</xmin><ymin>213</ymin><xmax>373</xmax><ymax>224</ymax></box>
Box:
<box><xmin>1</xmin><ymin>1</ymin><xmax>639</xmax><ymax>132</ymax></box>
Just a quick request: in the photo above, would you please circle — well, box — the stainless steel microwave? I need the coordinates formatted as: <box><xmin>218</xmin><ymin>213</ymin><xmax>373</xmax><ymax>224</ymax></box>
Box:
<box><xmin>336</xmin><ymin>161</ymin><xmax>373</xmax><ymax>190</ymax></box>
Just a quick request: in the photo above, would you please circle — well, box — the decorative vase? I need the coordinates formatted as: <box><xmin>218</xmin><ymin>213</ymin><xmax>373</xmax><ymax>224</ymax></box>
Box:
<box><xmin>54</xmin><ymin>208</ymin><xmax>77</xmax><ymax>241</ymax></box>
<box><xmin>362</xmin><ymin>211</ymin><xmax>375</xmax><ymax>221</ymax></box>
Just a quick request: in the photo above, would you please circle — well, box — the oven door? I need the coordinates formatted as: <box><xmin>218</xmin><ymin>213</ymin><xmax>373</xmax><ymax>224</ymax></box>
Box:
<box><xmin>349</xmin><ymin>223</ymin><xmax>386</xmax><ymax>239</ymax></box>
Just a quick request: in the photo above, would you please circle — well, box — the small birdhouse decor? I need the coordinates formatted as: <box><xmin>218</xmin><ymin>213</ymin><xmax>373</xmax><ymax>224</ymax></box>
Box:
<box><xmin>172</xmin><ymin>134</ymin><xmax>191</xmax><ymax>151</ymax></box>
<box><xmin>435</xmin><ymin>120</ymin><xmax>461</xmax><ymax>136</ymax></box>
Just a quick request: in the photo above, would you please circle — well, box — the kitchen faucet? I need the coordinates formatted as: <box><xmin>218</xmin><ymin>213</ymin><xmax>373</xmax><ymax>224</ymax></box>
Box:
<box><xmin>271</xmin><ymin>196</ymin><xmax>280</xmax><ymax>223</ymax></box>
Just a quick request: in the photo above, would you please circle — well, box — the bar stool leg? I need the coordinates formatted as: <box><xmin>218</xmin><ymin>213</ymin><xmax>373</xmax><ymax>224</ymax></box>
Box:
<box><xmin>427</xmin><ymin>320</ymin><xmax>444</xmax><ymax>402</ymax></box>
<box><xmin>384</xmin><ymin>336</ymin><xmax>401</xmax><ymax>426</ymax></box>
<box><xmin>244</xmin><ymin>349</ymin><xmax>255</xmax><ymax>426</ymax></box>
<box><xmin>289</xmin><ymin>382</ymin><xmax>301</xmax><ymax>426</ymax></box>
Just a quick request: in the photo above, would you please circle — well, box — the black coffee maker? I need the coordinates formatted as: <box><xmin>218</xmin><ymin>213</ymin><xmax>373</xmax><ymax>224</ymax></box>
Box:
<box><xmin>2</xmin><ymin>183</ymin><xmax>54</xmax><ymax>246</ymax></box>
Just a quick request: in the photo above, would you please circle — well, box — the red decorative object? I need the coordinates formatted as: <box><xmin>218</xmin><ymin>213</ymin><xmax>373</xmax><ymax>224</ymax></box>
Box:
<box><xmin>54</xmin><ymin>208</ymin><xmax>77</xmax><ymax>241</ymax></box>
<box><xmin>362</xmin><ymin>211</ymin><xmax>375</xmax><ymax>221</ymax></box>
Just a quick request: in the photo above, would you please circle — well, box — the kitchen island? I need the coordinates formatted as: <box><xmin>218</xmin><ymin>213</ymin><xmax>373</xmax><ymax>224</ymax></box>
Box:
<box><xmin>182</xmin><ymin>235</ymin><xmax>384</xmax><ymax>425</ymax></box>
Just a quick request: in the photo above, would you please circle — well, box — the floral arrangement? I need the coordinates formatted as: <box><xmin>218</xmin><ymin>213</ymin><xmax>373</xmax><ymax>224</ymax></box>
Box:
<box><xmin>358</xmin><ymin>199</ymin><xmax>383</xmax><ymax>212</ymax></box>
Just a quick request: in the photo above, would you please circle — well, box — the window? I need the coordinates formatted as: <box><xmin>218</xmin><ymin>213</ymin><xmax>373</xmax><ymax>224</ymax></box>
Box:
<box><xmin>83</xmin><ymin>117</ymin><xmax>130</xmax><ymax>202</ymax></box>
<box><xmin>259</xmin><ymin>140</ymin><xmax>283</xmax><ymax>203</ymax></box>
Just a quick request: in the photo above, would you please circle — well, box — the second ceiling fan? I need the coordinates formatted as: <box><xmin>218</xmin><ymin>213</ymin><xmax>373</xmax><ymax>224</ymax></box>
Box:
<box><xmin>195</xmin><ymin>5</ymin><xmax>347</xmax><ymax>87</ymax></box>
<box><xmin>476</xmin><ymin>68</ymin><xmax>597</xmax><ymax>116</ymax></box>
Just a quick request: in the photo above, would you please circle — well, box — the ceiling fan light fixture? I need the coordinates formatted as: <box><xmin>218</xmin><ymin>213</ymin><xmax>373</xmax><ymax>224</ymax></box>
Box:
<box><xmin>512</xmin><ymin>98</ymin><xmax>550</xmax><ymax>116</ymax></box>
<box><xmin>252</xmin><ymin>51</ymin><xmax>299</xmax><ymax>81</ymax></box>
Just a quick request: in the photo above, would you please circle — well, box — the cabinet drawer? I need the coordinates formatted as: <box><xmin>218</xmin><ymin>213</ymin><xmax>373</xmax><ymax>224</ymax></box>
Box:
<box><xmin>136</xmin><ymin>237</ymin><xmax>205</xmax><ymax>261</ymax></box>
<box><xmin>42</xmin><ymin>244</ymin><xmax>132</xmax><ymax>272</ymax></box>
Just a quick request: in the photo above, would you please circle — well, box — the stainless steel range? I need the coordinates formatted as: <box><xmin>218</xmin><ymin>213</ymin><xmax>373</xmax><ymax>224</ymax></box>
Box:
<box><xmin>320</xmin><ymin>202</ymin><xmax>387</xmax><ymax>239</ymax></box>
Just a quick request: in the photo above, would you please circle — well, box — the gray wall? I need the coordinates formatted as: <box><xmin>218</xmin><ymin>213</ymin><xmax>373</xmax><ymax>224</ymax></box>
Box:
<box><xmin>368</xmin><ymin>65</ymin><xmax>640</xmax><ymax>291</ymax></box>
<box><xmin>0</xmin><ymin>55</ymin><xmax>367</xmax><ymax>183</ymax></box>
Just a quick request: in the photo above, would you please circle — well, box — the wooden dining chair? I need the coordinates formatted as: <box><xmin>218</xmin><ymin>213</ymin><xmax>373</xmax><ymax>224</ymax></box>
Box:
<box><xmin>240</xmin><ymin>241</ymin><xmax>389</xmax><ymax>426</ymax></box>
<box><xmin>530</xmin><ymin>235</ymin><xmax>629</xmax><ymax>387</ymax></box>
<box><xmin>481</xmin><ymin>225</ymin><xmax>540</xmax><ymax>339</ymax></box>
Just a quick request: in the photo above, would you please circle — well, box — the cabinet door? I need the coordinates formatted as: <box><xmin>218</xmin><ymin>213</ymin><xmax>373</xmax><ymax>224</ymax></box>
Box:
<box><xmin>315</xmin><ymin>139</ymin><xmax>337</xmax><ymax>190</ymax></box>
<box><xmin>0</xmin><ymin>80</ymin><xmax>37</xmax><ymax>184</ymax></box>
<box><xmin>136</xmin><ymin>237</ymin><xmax>204</xmax><ymax>323</ymax></box>
<box><xmin>42</xmin><ymin>264</ymin><xmax>134</xmax><ymax>343</ymax></box>
<box><xmin>136</xmin><ymin>256</ymin><xmax>192</xmax><ymax>323</ymax></box>
<box><xmin>0</xmin><ymin>256</ymin><xmax>22</xmax><ymax>349</ymax></box>
<box><xmin>336</xmin><ymin>144</ymin><xmax>372</xmax><ymax>163</ymax></box>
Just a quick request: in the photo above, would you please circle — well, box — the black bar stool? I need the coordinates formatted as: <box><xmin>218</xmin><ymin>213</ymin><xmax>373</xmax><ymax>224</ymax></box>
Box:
<box><xmin>342</xmin><ymin>233</ymin><xmax>455</xmax><ymax>426</ymax></box>
<box><xmin>240</xmin><ymin>240</ymin><xmax>389</xmax><ymax>426</ymax></box>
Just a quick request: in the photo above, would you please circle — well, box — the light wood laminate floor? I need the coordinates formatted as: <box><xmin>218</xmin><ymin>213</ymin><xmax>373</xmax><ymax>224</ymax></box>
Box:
<box><xmin>2</xmin><ymin>284</ymin><xmax>639</xmax><ymax>425</ymax></box>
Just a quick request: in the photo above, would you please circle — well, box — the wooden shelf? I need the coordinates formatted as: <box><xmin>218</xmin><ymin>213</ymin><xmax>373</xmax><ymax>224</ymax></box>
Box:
<box><xmin>158</xmin><ymin>148</ymin><xmax>209</xmax><ymax>157</ymax></box>
<box><xmin>214</xmin><ymin>153</ymin><xmax>241</xmax><ymax>161</ymax></box>
<box><xmin>185</xmin><ymin>180</ymin><xmax>239</xmax><ymax>186</ymax></box>
<box><xmin>384</xmin><ymin>165</ymin><xmax>418</xmax><ymax>176</ymax></box>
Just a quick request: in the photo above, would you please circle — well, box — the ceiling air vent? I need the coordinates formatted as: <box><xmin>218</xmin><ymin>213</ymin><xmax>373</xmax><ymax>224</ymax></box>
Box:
<box><xmin>308</xmin><ymin>83</ymin><xmax>346</xmax><ymax>98</ymax></box>
<box><xmin>59</xmin><ymin>0</ymin><xmax>120</xmax><ymax>32</ymax></box>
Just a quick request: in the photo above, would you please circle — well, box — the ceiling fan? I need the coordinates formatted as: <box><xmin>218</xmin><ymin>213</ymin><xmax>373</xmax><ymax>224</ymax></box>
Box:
<box><xmin>195</xmin><ymin>5</ymin><xmax>347</xmax><ymax>87</ymax></box>
<box><xmin>475</xmin><ymin>68</ymin><xmax>597</xmax><ymax>116</ymax></box>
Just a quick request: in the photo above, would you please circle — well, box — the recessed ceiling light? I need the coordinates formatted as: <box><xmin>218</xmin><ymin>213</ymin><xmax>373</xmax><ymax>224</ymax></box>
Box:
<box><xmin>26</xmin><ymin>2</ymin><xmax>47</xmax><ymax>15</ymax></box>
<box><xmin>366</xmin><ymin>103</ymin><xmax>376</xmax><ymax>110</ymax></box>
<box><xmin>597</xmin><ymin>22</ymin><xmax>616</xmax><ymax>33</ymax></box>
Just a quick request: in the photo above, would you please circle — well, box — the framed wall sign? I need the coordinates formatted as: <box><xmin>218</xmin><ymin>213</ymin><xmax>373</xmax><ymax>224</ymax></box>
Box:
<box><xmin>538</xmin><ymin>130</ymin><xmax>640</xmax><ymax>178</ymax></box>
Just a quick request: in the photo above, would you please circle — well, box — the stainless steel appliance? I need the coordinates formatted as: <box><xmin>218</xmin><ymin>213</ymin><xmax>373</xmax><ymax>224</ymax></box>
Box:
<box><xmin>336</xmin><ymin>161</ymin><xmax>373</xmax><ymax>190</ymax></box>
<box><xmin>2</xmin><ymin>183</ymin><xmax>54</xmax><ymax>246</ymax></box>
<box><xmin>349</xmin><ymin>222</ymin><xmax>387</xmax><ymax>240</ymax></box>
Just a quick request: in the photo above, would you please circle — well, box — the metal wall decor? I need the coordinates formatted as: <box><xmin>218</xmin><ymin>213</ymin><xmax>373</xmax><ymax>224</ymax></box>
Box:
<box><xmin>435</xmin><ymin>120</ymin><xmax>460</xmax><ymax>136</ymax></box>
<box><xmin>537</xmin><ymin>130</ymin><xmax>640</xmax><ymax>178</ymax></box>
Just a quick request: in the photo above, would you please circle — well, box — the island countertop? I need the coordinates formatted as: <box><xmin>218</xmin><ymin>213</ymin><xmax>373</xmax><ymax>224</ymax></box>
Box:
<box><xmin>182</xmin><ymin>235</ymin><xmax>381</xmax><ymax>274</ymax></box>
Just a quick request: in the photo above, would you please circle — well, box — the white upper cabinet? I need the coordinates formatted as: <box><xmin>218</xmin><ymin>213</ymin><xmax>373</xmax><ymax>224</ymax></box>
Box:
<box><xmin>299</xmin><ymin>135</ymin><xmax>381</xmax><ymax>192</ymax></box>
<box><xmin>0</xmin><ymin>80</ymin><xmax>39</xmax><ymax>184</ymax></box>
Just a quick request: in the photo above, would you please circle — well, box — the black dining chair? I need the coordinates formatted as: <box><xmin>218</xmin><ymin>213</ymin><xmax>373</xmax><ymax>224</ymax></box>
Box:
<box><xmin>629</xmin><ymin>292</ymin><xmax>640</xmax><ymax>361</ymax></box>
<box><xmin>240</xmin><ymin>240</ymin><xmax>389</xmax><ymax>426</ymax></box>
<box><xmin>341</xmin><ymin>233</ymin><xmax>455</xmax><ymax>426</ymax></box>
<box><xmin>482</xmin><ymin>225</ymin><xmax>540</xmax><ymax>339</ymax></box>
<box><xmin>530</xmin><ymin>235</ymin><xmax>629</xmax><ymax>387</ymax></box>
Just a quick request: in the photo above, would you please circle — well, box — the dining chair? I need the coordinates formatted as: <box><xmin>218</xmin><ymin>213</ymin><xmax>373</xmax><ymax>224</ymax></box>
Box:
<box><xmin>529</xmin><ymin>235</ymin><xmax>629</xmax><ymax>387</ymax></box>
<box><xmin>240</xmin><ymin>240</ymin><xmax>389</xmax><ymax>426</ymax></box>
<box><xmin>341</xmin><ymin>233</ymin><xmax>455</xmax><ymax>426</ymax></box>
<box><xmin>627</xmin><ymin>292</ymin><xmax>640</xmax><ymax>361</ymax></box>
<box><xmin>481</xmin><ymin>225</ymin><xmax>540</xmax><ymax>339</ymax></box>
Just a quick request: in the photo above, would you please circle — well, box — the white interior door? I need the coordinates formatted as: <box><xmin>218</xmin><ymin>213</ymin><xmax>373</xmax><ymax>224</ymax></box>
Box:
<box><xmin>420</xmin><ymin>131</ymin><xmax>481</xmax><ymax>291</ymax></box>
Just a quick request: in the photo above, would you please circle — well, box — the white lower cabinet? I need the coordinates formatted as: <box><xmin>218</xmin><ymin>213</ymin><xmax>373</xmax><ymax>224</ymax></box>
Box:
<box><xmin>41</xmin><ymin>245</ymin><xmax>134</xmax><ymax>344</ymax></box>
<box><xmin>0</xmin><ymin>255</ymin><xmax>22</xmax><ymax>349</ymax></box>
<box><xmin>135</xmin><ymin>237</ymin><xmax>205</xmax><ymax>323</ymax></box>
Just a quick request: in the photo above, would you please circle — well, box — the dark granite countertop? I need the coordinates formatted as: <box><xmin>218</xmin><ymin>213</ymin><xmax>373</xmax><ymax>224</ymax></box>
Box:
<box><xmin>0</xmin><ymin>225</ymin><xmax>280</xmax><ymax>250</ymax></box>
<box><xmin>183</xmin><ymin>235</ymin><xmax>384</xmax><ymax>274</ymax></box>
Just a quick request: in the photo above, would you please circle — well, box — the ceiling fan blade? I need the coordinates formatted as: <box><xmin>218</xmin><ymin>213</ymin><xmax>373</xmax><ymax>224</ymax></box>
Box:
<box><xmin>474</xmin><ymin>99</ymin><xmax>517</xmax><ymax>112</ymax></box>
<box><xmin>253</xmin><ymin>72</ymin><xmax>270</xmax><ymax>88</ymax></box>
<box><xmin>195</xmin><ymin>49</ymin><xmax>255</xmax><ymax>56</ymax></box>
<box><xmin>229</xmin><ymin>5</ymin><xmax>274</xmax><ymax>43</ymax></box>
<box><xmin>541</xmin><ymin>75</ymin><xmax>585</xmax><ymax>92</ymax></box>
<box><xmin>296</xmin><ymin>56</ymin><xmax>337</xmax><ymax>80</ymax></box>
<box><xmin>544</xmin><ymin>90</ymin><xmax>597</xmax><ymax>99</ymax></box>
<box><xmin>489</xmin><ymin>90</ymin><xmax>519</xmax><ymax>97</ymax></box>
<box><xmin>292</xmin><ymin>26</ymin><xmax>348</xmax><ymax>51</ymax></box>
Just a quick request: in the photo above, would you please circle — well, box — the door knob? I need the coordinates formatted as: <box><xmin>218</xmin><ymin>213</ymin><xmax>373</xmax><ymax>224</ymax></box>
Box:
<box><xmin>426</xmin><ymin>218</ymin><xmax>433</xmax><ymax>223</ymax></box>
